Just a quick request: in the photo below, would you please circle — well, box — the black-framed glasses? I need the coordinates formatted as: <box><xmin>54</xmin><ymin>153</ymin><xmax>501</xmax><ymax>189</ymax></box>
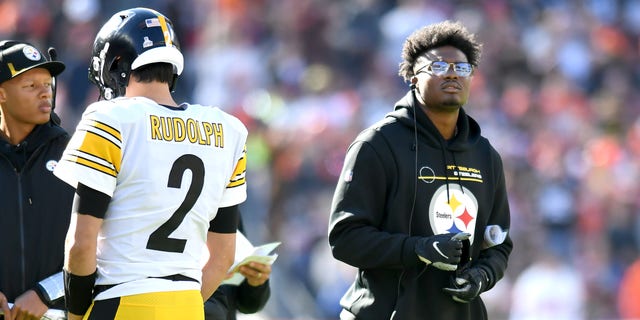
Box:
<box><xmin>416</xmin><ymin>61</ymin><xmax>474</xmax><ymax>77</ymax></box>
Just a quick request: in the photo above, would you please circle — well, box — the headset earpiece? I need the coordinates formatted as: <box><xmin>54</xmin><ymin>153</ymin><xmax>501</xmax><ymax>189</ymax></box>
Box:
<box><xmin>410</xmin><ymin>77</ymin><xmax>418</xmax><ymax>90</ymax></box>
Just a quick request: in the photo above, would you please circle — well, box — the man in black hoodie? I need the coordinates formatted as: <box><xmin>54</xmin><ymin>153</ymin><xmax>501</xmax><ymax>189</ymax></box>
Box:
<box><xmin>0</xmin><ymin>41</ymin><xmax>73</xmax><ymax>319</ymax></box>
<box><xmin>328</xmin><ymin>21</ymin><xmax>513</xmax><ymax>320</ymax></box>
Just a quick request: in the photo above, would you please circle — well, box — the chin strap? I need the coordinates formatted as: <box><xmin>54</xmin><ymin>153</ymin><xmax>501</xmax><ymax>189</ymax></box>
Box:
<box><xmin>47</xmin><ymin>47</ymin><xmax>62</xmax><ymax>125</ymax></box>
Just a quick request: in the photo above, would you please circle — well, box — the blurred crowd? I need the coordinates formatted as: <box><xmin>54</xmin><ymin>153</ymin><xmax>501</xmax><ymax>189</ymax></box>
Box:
<box><xmin>3</xmin><ymin>0</ymin><xmax>639</xmax><ymax>318</ymax></box>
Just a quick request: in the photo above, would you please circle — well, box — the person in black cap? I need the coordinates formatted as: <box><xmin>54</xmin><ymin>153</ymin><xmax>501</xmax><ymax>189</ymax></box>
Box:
<box><xmin>0</xmin><ymin>40</ymin><xmax>74</xmax><ymax>319</ymax></box>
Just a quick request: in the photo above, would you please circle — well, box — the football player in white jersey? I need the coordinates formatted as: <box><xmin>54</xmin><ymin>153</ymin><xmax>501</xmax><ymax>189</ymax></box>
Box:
<box><xmin>53</xmin><ymin>7</ymin><xmax>247</xmax><ymax>320</ymax></box>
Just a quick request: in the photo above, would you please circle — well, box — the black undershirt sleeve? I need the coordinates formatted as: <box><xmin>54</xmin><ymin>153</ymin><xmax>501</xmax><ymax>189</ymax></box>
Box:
<box><xmin>209</xmin><ymin>205</ymin><xmax>239</xmax><ymax>233</ymax></box>
<box><xmin>74</xmin><ymin>182</ymin><xmax>239</xmax><ymax>232</ymax></box>
<box><xmin>73</xmin><ymin>183</ymin><xmax>111</xmax><ymax>219</ymax></box>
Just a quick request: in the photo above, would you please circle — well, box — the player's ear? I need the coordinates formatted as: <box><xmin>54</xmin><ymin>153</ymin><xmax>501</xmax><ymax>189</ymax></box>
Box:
<box><xmin>0</xmin><ymin>87</ymin><xmax>6</xmax><ymax>102</ymax></box>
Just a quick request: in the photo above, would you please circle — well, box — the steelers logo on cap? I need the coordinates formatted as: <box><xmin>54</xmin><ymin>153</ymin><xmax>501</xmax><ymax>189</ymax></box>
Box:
<box><xmin>22</xmin><ymin>45</ymin><xmax>42</xmax><ymax>61</ymax></box>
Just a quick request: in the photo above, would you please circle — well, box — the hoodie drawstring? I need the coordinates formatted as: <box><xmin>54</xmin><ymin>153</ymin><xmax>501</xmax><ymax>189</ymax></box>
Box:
<box><xmin>451</xmin><ymin>152</ymin><xmax>464</xmax><ymax>194</ymax></box>
<box><xmin>440</xmin><ymin>143</ymin><xmax>465</xmax><ymax>204</ymax></box>
<box><xmin>439</xmin><ymin>145</ymin><xmax>451</xmax><ymax>204</ymax></box>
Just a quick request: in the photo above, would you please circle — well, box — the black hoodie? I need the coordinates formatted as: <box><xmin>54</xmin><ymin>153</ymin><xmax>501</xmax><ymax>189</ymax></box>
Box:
<box><xmin>0</xmin><ymin>120</ymin><xmax>74</xmax><ymax>309</ymax></box>
<box><xmin>329</xmin><ymin>91</ymin><xmax>513</xmax><ymax>320</ymax></box>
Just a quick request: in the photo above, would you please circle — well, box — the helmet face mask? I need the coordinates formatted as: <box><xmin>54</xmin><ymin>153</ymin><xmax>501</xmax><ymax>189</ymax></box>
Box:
<box><xmin>89</xmin><ymin>7</ymin><xmax>184</xmax><ymax>100</ymax></box>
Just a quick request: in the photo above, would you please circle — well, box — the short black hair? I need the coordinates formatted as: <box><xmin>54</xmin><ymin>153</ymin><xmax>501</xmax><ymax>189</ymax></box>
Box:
<box><xmin>130</xmin><ymin>63</ymin><xmax>175</xmax><ymax>84</ymax></box>
<box><xmin>398</xmin><ymin>20</ymin><xmax>482</xmax><ymax>82</ymax></box>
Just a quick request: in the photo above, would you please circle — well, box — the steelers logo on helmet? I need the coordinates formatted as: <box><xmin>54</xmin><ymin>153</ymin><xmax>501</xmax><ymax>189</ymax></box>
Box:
<box><xmin>88</xmin><ymin>7</ymin><xmax>184</xmax><ymax>100</ymax></box>
<box><xmin>22</xmin><ymin>45</ymin><xmax>41</xmax><ymax>61</ymax></box>
<box><xmin>428</xmin><ymin>184</ymin><xmax>478</xmax><ymax>243</ymax></box>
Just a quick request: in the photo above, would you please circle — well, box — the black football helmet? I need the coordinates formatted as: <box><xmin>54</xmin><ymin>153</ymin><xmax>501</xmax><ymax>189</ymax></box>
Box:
<box><xmin>89</xmin><ymin>7</ymin><xmax>183</xmax><ymax>100</ymax></box>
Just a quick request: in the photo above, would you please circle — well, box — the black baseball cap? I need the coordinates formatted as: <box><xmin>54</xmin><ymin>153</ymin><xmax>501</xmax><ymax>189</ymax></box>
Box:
<box><xmin>0</xmin><ymin>40</ymin><xmax>65</xmax><ymax>84</ymax></box>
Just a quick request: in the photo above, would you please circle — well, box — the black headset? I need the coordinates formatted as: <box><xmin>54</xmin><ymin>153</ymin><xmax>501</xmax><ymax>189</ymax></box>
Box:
<box><xmin>390</xmin><ymin>77</ymin><xmax>421</xmax><ymax>320</ymax></box>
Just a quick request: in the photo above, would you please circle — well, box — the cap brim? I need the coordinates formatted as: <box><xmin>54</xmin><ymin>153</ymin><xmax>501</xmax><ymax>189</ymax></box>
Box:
<box><xmin>18</xmin><ymin>61</ymin><xmax>66</xmax><ymax>78</ymax></box>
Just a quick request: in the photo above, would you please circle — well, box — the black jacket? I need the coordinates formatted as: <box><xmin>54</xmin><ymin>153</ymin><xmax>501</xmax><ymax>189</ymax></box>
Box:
<box><xmin>0</xmin><ymin>121</ymin><xmax>74</xmax><ymax>309</ymax></box>
<box><xmin>328</xmin><ymin>91</ymin><xmax>513</xmax><ymax>320</ymax></box>
<box><xmin>205</xmin><ymin>279</ymin><xmax>270</xmax><ymax>320</ymax></box>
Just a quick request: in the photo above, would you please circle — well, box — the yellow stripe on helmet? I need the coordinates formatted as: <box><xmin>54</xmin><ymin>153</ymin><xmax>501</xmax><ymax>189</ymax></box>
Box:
<box><xmin>157</xmin><ymin>15</ymin><xmax>172</xmax><ymax>47</ymax></box>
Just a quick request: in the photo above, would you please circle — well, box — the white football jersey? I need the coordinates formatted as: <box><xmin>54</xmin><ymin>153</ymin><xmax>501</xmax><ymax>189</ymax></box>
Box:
<box><xmin>54</xmin><ymin>97</ymin><xmax>247</xmax><ymax>299</ymax></box>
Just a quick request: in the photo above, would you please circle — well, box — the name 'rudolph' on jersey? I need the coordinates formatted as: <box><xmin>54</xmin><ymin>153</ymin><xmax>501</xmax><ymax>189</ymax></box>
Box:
<box><xmin>54</xmin><ymin>97</ymin><xmax>248</xmax><ymax>300</ymax></box>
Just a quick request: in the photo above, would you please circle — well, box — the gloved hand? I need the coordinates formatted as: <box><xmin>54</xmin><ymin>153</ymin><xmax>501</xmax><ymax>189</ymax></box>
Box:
<box><xmin>442</xmin><ymin>267</ymin><xmax>489</xmax><ymax>303</ymax></box>
<box><xmin>415</xmin><ymin>232</ymin><xmax>470</xmax><ymax>271</ymax></box>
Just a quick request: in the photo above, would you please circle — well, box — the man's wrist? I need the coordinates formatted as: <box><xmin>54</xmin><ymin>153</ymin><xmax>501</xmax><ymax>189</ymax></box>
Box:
<box><xmin>63</xmin><ymin>269</ymin><xmax>97</xmax><ymax>315</ymax></box>
<box><xmin>34</xmin><ymin>285</ymin><xmax>49</xmax><ymax>305</ymax></box>
<box><xmin>35</xmin><ymin>272</ymin><xmax>65</xmax><ymax>305</ymax></box>
<box><xmin>474</xmin><ymin>266</ymin><xmax>492</xmax><ymax>291</ymax></box>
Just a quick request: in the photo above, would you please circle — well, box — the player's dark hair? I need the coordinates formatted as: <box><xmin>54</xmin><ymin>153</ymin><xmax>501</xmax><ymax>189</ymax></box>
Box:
<box><xmin>130</xmin><ymin>63</ymin><xmax>175</xmax><ymax>84</ymax></box>
<box><xmin>398</xmin><ymin>20</ymin><xmax>482</xmax><ymax>82</ymax></box>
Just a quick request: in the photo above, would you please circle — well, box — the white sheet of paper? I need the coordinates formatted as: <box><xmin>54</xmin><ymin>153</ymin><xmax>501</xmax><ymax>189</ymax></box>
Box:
<box><xmin>221</xmin><ymin>231</ymin><xmax>280</xmax><ymax>286</ymax></box>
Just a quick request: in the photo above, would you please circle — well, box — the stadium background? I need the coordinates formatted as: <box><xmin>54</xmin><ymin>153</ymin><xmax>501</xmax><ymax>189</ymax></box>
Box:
<box><xmin>4</xmin><ymin>0</ymin><xmax>639</xmax><ymax>318</ymax></box>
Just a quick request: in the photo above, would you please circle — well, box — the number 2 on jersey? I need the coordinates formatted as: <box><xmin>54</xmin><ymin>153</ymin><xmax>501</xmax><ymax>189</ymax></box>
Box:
<box><xmin>146</xmin><ymin>154</ymin><xmax>205</xmax><ymax>253</ymax></box>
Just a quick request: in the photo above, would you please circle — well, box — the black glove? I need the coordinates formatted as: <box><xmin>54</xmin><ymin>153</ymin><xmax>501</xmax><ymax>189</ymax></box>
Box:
<box><xmin>442</xmin><ymin>267</ymin><xmax>489</xmax><ymax>303</ymax></box>
<box><xmin>415</xmin><ymin>232</ymin><xmax>470</xmax><ymax>271</ymax></box>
